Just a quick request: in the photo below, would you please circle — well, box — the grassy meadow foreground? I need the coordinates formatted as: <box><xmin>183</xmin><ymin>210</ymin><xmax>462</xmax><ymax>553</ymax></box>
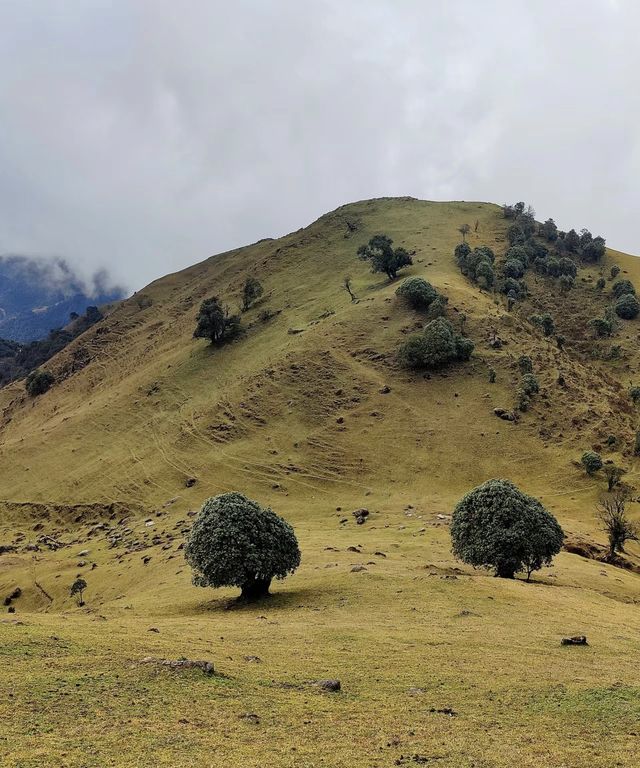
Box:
<box><xmin>1</xmin><ymin>198</ymin><xmax>640</xmax><ymax>766</ymax></box>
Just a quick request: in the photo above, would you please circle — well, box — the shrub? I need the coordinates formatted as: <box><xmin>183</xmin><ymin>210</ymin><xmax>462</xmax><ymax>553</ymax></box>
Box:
<box><xmin>475</xmin><ymin>260</ymin><xmax>495</xmax><ymax>289</ymax></box>
<box><xmin>194</xmin><ymin>297</ymin><xmax>242</xmax><ymax>345</ymax></box>
<box><xmin>610</xmin><ymin>265</ymin><xmax>620</xmax><ymax>279</ymax></box>
<box><xmin>615</xmin><ymin>293</ymin><xmax>640</xmax><ymax>320</ymax></box>
<box><xmin>25</xmin><ymin>370</ymin><xmax>55</xmax><ymax>397</ymax></box>
<box><xmin>596</xmin><ymin>490</ymin><xmax>639</xmax><ymax>559</ymax></box>
<box><xmin>517</xmin><ymin>355</ymin><xmax>533</xmax><ymax>374</ymax></box>
<box><xmin>520</xmin><ymin>373</ymin><xmax>539</xmax><ymax>396</ymax></box>
<box><xmin>596</xmin><ymin>277</ymin><xmax>606</xmax><ymax>291</ymax></box>
<box><xmin>558</xmin><ymin>258</ymin><xmax>577</xmax><ymax>278</ymax></box>
<box><xmin>630</xmin><ymin>386</ymin><xmax>640</xmax><ymax>404</ymax></box>
<box><xmin>507</xmin><ymin>223</ymin><xmax>526</xmax><ymax>246</ymax></box>
<box><xmin>546</xmin><ymin>258</ymin><xmax>561</xmax><ymax>278</ymax></box>
<box><xmin>589</xmin><ymin>317</ymin><xmax>613</xmax><ymax>337</ymax></box>
<box><xmin>581</xmin><ymin>451</ymin><xmax>603</xmax><ymax>476</ymax></box>
<box><xmin>358</xmin><ymin>234</ymin><xmax>412</xmax><ymax>280</ymax></box>
<box><xmin>426</xmin><ymin>295</ymin><xmax>448</xmax><ymax>319</ymax></box>
<box><xmin>582</xmin><ymin>236</ymin><xmax>606</xmax><ymax>263</ymax></box>
<box><xmin>503</xmin><ymin>259</ymin><xmax>525</xmax><ymax>279</ymax></box>
<box><xmin>505</xmin><ymin>246</ymin><xmax>529</xmax><ymax>267</ymax></box>
<box><xmin>540</xmin><ymin>218</ymin><xmax>558</xmax><ymax>241</ymax></box>
<box><xmin>397</xmin><ymin>317</ymin><xmax>473</xmax><ymax>370</ymax></box>
<box><xmin>451</xmin><ymin>479</ymin><xmax>564</xmax><ymax>579</ymax></box>
<box><xmin>396</xmin><ymin>277</ymin><xmax>439</xmax><ymax>311</ymax></box>
<box><xmin>635</xmin><ymin>431</ymin><xmax>640</xmax><ymax>456</ymax></box>
<box><xmin>603</xmin><ymin>465</ymin><xmax>624</xmax><ymax>493</ymax></box>
<box><xmin>488</xmin><ymin>367</ymin><xmax>496</xmax><ymax>383</ymax></box>
<box><xmin>559</xmin><ymin>275</ymin><xmax>575</xmax><ymax>294</ymax></box>
<box><xmin>530</xmin><ymin>313</ymin><xmax>555</xmax><ymax>336</ymax></box>
<box><xmin>612</xmin><ymin>279</ymin><xmax>636</xmax><ymax>299</ymax></box>
<box><xmin>241</xmin><ymin>277</ymin><xmax>264</xmax><ymax>312</ymax></box>
<box><xmin>184</xmin><ymin>492</ymin><xmax>301</xmax><ymax>601</ymax></box>
<box><xmin>454</xmin><ymin>242</ymin><xmax>472</xmax><ymax>270</ymax></box>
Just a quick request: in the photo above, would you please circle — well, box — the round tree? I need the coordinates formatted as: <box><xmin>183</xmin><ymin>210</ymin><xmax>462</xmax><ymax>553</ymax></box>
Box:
<box><xmin>615</xmin><ymin>293</ymin><xmax>640</xmax><ymax>320</ymax></box>
<box><xmin>451</xmin><ymin>479</ymin><xmax>564</xmax><ymax>579</ymax></box>
<box><xmin>581</xmin><ymin>451</ymin><xmax>603</xmax><ymax>476</ymax></box>
<box><xmin>184</xmin><ymin>492</ymin><xmax>301</xmax><ymax>601</ymax></box>
<box><xmin>396</xmin><ymin>277</ymin><xmax>438</xmax><ymax>311</ymax></box>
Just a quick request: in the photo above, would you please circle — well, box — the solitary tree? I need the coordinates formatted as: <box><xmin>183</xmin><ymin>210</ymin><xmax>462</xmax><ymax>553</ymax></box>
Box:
<box><xmin>357</xmin><ymin>234</ymin><xmax>413</xmax><ymax>280</ymax></box>
<box><xmin>193</xmin><ymin>297</ymin><xmax>242</xmax><ymax>345</ymax></box>
<box><xmin>241</xmin><ymin>277</ymin><xmax>264</xmax><ymax>312</ymax></box>
<box><xmin>70</xmin><ymin>577</ymin><xmax>87</xmax><ymax>606</ymax></box>
<box><xmin>615</xmin><ymin>293</ymin><xmax>640</xmax><ymax>320</ymax></box>
<box><xmin>451</xmin><ymin>479</ymin><xmax>564</xmax><ymax>580</ymax></box>
<box><xmin>184</xmin><ymin>492</ymin><xmax>301</xmax><ymax>601</ymax></box>
<box><xmin>458</xmin><ymin>223</ymin><xmax>471</xmax><ymax>242</ymax></box>
<box><xmin>596</xmin><ymin>490</ymin><xmax>639</xmax><ymax>560</ymax></box>
<box><xmin>343</xmin><ymin>275</ymin><xmax>356</xmax><ymax>301</ymax></box>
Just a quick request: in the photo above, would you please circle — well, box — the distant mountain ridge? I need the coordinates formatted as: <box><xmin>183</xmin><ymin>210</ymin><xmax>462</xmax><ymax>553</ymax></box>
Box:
<box><xmin>0</xmin><ymin>254</ymin><xmax>124</xmax><ymax>341</ymax></box>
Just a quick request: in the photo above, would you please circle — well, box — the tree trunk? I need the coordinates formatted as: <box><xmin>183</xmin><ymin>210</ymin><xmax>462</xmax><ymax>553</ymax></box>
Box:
<box><xmin>495</xmin><ymin>563</ymin><xmax>516</xmax><ymax>579</ymax></box>
<box><xmin>239</xmin><ymin>578</ymin><xmax>272</xmax><ymax>602</ymax></box>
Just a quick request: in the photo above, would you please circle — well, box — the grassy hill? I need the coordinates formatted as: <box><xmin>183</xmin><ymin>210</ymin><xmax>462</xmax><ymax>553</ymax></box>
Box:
<box><xmin>1</xmin><ymin>198</ymin><xmax>639</xmax><ymax>767</ymax></box>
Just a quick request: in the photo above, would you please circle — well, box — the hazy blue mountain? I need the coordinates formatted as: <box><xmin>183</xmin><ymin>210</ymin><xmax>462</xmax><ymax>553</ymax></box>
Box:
<box><xmin>0</xmin><ymin>255</ymin><xmax>124</xmax><ymax>341</ymax></box>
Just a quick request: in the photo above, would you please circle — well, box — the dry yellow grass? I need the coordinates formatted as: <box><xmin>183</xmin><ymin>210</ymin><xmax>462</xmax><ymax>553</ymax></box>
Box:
<box><xmin>0</xmin><ymin>198</ymin><xmax>639</xmax><ymax>766</ymax></box>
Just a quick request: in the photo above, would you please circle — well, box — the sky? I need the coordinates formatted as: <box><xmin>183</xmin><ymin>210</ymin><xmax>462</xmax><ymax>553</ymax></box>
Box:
<box><xmin>0</xmin><ymin>0</ymin><xmax>638</xmax><ymax>293</ymax></box>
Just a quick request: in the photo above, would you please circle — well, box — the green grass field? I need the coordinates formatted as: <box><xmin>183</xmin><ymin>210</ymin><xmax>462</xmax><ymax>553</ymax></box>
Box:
<box><xmin>1</xmin><ymin>198</ymin><xmax>639</xmax><ymax>766</ymax></box>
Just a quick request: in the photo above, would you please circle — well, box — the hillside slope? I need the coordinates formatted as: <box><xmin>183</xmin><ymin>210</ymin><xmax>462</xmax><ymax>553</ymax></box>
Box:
<box><xmin>1</xmin><ymin>198</ymin><xmax>639</xmax><ymax>768</ymax></box>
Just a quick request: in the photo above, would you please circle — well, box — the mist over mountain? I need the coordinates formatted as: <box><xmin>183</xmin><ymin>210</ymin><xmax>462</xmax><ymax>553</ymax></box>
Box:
<box><xmin>0</xmin><ymin>254</ymin><xmax>125</xmax><ymax>341</ymax></box>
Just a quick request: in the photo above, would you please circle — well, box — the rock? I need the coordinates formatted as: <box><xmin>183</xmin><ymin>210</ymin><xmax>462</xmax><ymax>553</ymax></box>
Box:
<box><xmin>141</xmin><ymin>657</ymin><xmax>214</xmax><ymax>674</ymax></box>
<box><xmin>148</xmin><ymin>627</ymin><xmax>160</xmax><ymax>633</ymax></box>
<box><xmin>428</xmin><ymin>707</ymin><xmax>457</xmax><ymax>716</ymax></box>
<box><xmin>350</xmin><ymin>565</ymin><xmax>367</xmax><ymax>572</ymax></box>
<box><xmin>239</xmin><ymin>712</ymin><xmax>261</xmax><ymax>724</ymax></box>
<box><xmin>314</xmin><ymin>679</ymin><xmax>341</xmax><ymax>692</ymax></box>
<box><xmin>561</xmin><ymin>635</ymin><xmax>588</xmax><ymax>646</ymax></box>
<box><xmin>78</xmin><ymin>549</ymin><xmax>89</xmax><ymax>557</ymax></box>
<box><xmin>7</xmin><ymin>606</ymin><xmax>16</xmax><ymax>613</ymax></box>
<box><xmin>493</xmin><ymin>408</ymin><xmax>516</xmax><ymax>421</ymax></box>
<box><xmin>353</xmin><ymin>508</ymin><xmax>369</xmax><ymax>525</ymax></box>
<box><xmin>185</xmin><ymin>477</ymin><xmax>197</xmax><ymax>488</ymax></box>
<box><xmin>379</xmin><ymin>385</ymin><xmax>391</xmax><ymax>394</ymax></box>
<box><xmin>243</xmin><ymin>655</ymin><xmax>261</xmax><ymax>663</ymax></box>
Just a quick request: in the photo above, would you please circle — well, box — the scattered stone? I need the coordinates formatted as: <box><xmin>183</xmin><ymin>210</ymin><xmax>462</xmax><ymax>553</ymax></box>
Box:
<box><xmin>561</xmin><ymin>635</ymin><xmax>588</xmax><ymax>646</ymax></box>
<box><xmin>374</xmin><ymin>551</ymin><xmax>387</xmax><ymax>557</ymax></box>
<box><xmin>346</xmin><ymin>546</ymin><xmax>360</xmax><ymax>553</ymax></box>
<box><xmin>243</xmin><ymin>655</ymin><xmax>261</xmax><ymax>663</ymax></box>
<box><xmin>353</xmin><ymin>508</ymin><xmax>369</xmax><ymax>525</ymax></box>
<box><xmin>148</xmin><ymin>627</ymin><xmax>160</xmax><ymax>633</ymax></box>
<box><xmin>314</xmin><ymin>679</ymin><xmax>341</xmax><ymax>692</ymax></box>
<box><xmin>78</xmin><ymin>549</ymin><xmax>89</xmax><ymax>557</ymax></box>
<box><xmin>239</xmin><ymin>712</ymin><xmax>261</xmax><ymax>724</ymax></box>
<box><xmin>380</xmin><ymin>385</ymin><xmax>391</xmax><ymax>394</ymax></box>
<box><xmin>141</xmin><ymin>657</ymin><xmax>214</xmax><ymax>674</ymax></box>
<box><xmin>493</xmin><ymin>408</ymin><xmax>516</xmax><ymax>421</ymax></box>
<box><xmin>185</xmin><ymin>477</ymin><xmax>197</xmax><ymax>488</ymax></box>
<box><xmin>350</xmin><ymin>565</ymin><xmax>367</xmax><ymax>573</ymax></box>
<box><xmin>428</xmin><ymin>707</ymin><xmax>457</xmax><ymax>716</ymax></box>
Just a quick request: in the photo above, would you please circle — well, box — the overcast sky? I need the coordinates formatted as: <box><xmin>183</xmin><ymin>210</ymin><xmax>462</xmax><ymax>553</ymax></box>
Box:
<box><xmin>0</xmin><ymin>0</ymin><xmax>637</xmax><ymax>292</ymax></box>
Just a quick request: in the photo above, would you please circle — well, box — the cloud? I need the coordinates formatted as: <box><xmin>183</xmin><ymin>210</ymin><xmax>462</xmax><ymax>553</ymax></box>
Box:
<box><xmin>0</xmin><ymin>0</ymin><xmax>638</xmax><ymax>291</ymax></box>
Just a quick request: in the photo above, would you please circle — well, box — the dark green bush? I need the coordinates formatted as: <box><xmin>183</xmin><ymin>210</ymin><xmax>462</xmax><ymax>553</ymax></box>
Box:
<box><xmin>25</xmin><ymin>370</ymin><xmax>55</xmax><ymax>397</ymax></box>
<box><xmin>612</xmin><ymin>279</ymin><xmax>636</xmax><ymax>299</ymax></box>
<box><xmin>517</xmin><ymin>355</ymin><xmax>533</xmax><ymax>374</ymax></box>
<box><xmin>520</xmin><ymin>373</ymin><xmax>539</xmax><ymax>396</ymax></box>
<box><xmin>615</xmin><ymin>293</ymin><xmax>640</xmax><ymax>320</ymax></box>
<box><xmin>451</xmin><ymin>479</ymin><xmax>564</xmax><ymax>579</ymax></box>
<box><xmin>589</xmin><ymin>317</ymin><xmax>613</xmax><ymax>337</ymax></box>
<box><xmin>398</xmin><ymin>317</ymin><xmax>473</xmax><ymax>370</ymax></box>
<box><xmin>396</xmin><ymin>277</ymin><xmax>439</xmax><ymax>311</ymax></box>
<box><xmin>596</xmin><ymin>277</ymin><xmax>606</xmax><ymax>290</ymax></box>
<box><xmin>581</xmin><ymin>451</ymin><xmax>603</xmax><ymax>476</ymax></box>
<box><xmin>184</xmin><ymin>492</ymin><xmax>301</xmax><ymax>601</ymax></box>
<box><xmin>629</xmin><ymin>386</ymin><xmax>640</xmax><ymax>404</ymax></box>
<box><xmin>530</xmin><ymin>313</ymin><xmax>555</xmax><ymax>336</ymax></box>
<box><xmin>241</xmin><ymin>277</ymin><xmax>264</xmax><ymax>311</ymax></box>
<box><xmin>503</xmin><ymin>259</ymin><xmax>525</xmax><ymax>279</ymax></box>
<box><xmin>610</xmin><ymin>265</ymin><xmax>620</xmax><ymax>279</ymax></box>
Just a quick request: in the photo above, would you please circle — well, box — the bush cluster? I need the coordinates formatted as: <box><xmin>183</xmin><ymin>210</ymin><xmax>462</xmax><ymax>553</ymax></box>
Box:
<box><xmin>398</xmin><ymin>317</ymin><xmax>473</xmax><ymax>370</ymax></box>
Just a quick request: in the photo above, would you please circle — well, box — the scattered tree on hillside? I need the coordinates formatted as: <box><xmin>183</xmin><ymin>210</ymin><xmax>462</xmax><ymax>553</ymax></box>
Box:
<box><xmin>193</xmin><ymin>297</ymin><xmax>242</xmax><ymax>345</ymax></box>
<box><xmin>615</xmin><ymin>293</ymin><xmax>640</xmax><ymax>320</ymax></box>
<box><xmin>458</xmin><ymin>223</ymin><xmax>471</xmax><ymax>242</ymax></box>
<box><xmin>539</xmin><ymin>218</ymin><xmax>558</xmax><ymax>241</ymax></box>
<box><xmin>603</xmin><ymin>464</ymin><xmax>625</xmax><ymax>493</ymax></box>
<box><xmin>25</xmin><ymin>370</ymin><xmax>55</xmax><ymax>397</ymax></box>
<box><xmin>596</xmin><ymin>277</ymin><xmax>606</xmax><ymax>291</ymax></box>
<box><xmin>70</xmin><ymin>577</ymin><xmax>87</xmax><ymax>606</ymax></box>
<box><xmin>395</xmin><ymin>277</ymin><xmax>439</xmax><ymax>311</ymax></box>
<box><xmin>488</xmin><ymin>367</ymin><xmax>496</xmax><ymax>383</ymax></box>
<box><xmin>184</xmin><ymin>492</ymin><xmax>301</xmax><ymax>601</ymax></box>
<box><xmin>596</xmin><ymin>490</ymin><xmax>639</xmax><ymax>560</ymax></box>
<box><xmin>610</xmin><ymin>264</ymin><xmax>621</xmax><ymax>279</ymax></box>
<box><xmin>581</xmin><ymin>451</ymin><xmax>603</xmax><ymax>476</ymax></box>
<box><xmin>451</xmin><ymin>479</ymin><xmax>564</xmax><ymax>580</ymax></box>
<box><xmin>530</xmin><ymin>313</ymin><xmax>555</xmax><ymax>337</ymax></box>
<box><xmin>397</xmin><ymin>317</ymin><xmax>473</xmax><ymax>370</ymax></box>
<box><xmin>241</xmin><ymin>277</ymin><xmax>264</xmax><ymax>312</ymax></box>
<box><xmin>612</xmin><ymin>279</ymin><xmax>635</xmax><ymax>299</ymax></box>
<box><xmin>343</xmin><ymin>275</ymin><xmax>356</xmax><ymax>301</ymax></box>
<box><xmin>357</xmin><ymin>234</ymin><xmax>413</xmax><ymax>280</ymax></box>
<box><xmin>589</xmin><ymin>317</ymin><xmax>614</xmax><ymax>338</ymax></box>
<box><xmin>517</xmin><ymin>355</ymin><xmax>533</xmax><ymax>374</ymax></box>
